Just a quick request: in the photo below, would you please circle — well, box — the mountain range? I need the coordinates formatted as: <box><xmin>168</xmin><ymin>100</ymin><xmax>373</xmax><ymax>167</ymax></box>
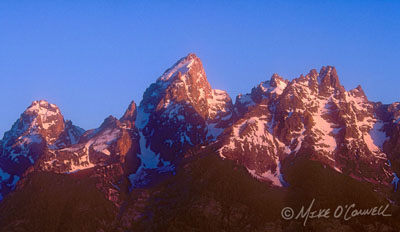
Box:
<box><xmin>1</xmin><ymin>54</ymin><xmax>400</xmax><ymax>231</ymax></box>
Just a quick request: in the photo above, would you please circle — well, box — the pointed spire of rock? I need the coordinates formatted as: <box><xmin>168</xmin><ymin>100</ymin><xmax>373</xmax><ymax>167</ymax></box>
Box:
<box><xmin>157</xmin><ymin>53</ymin><xmax>204</xmax><ymax>83</ymax></box>
<box><xmin>319</xmin><ymin>66</ymin><xmax>339</xmax><ymax>86</ymax></box>
<box><xmin>121</xmin><ymin>100</ymin><xmax>137</xmax><ymax>122</ymax></box>
<box><xmin>355</xmin><ymin>85</ymin><xmax>365</xmax><ymax>94</ymax></box>
<box><xmin>306</xmin><ymin>69</ymin><xmax>319</xmax><ymax>79</ymax></box>
<box><xmin>318</xmin><ymin>66</ymin><xmax>345</xmax><ymax>95</ymax></box>
<box><xmin>349</xmin><ymin>84</ymin><xmax>368</xmax><ymax>100</ymax></box>
<box><xmin>99</xmin><ymin>115</ymin><xmax>118</xmax><ymax>129</ymax></box>
<box><xmin>121</xmin><ymin>101</ymin><xmax>137</xmax><ymax>128</ymax></box>
<box><xmin>141</xmin><ymin>53</ymin><xmax>212</xmax><ymax>118</ymax></box>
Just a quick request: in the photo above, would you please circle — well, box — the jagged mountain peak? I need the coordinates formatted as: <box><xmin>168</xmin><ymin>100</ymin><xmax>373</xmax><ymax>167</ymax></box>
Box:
<box><xmin>158</xmin><ymin>53</ymin><xmax>211</xmax><ymax>99</ymax></box>
<box><xmin>65</xmin><ymin>119</ymin><xmax>79</xmax><ymax>128</ymax></box>
<box><xmin>270</xmin><ymin>73</ymin><xmax>286</xmax><ymax>83</ymax></box>
<box><xmin>306</xmin><ymin>68</ymin><xmax>319</xmax><ymax>79</ymax></box>
<box><xmin>77</xmin><ymin>115</ymin><xmax>120</xmax><ymax>140</ymax></box>
<box><xmin>26</xmin><ymin>99</ymin><xmax>59</xmax><ymax>113</ymax></box>
<box><xmin>4</xmin><ymin>56</ymin><xmax>400</xmax><ymax>228</ymax></box>
<box><xmin>120</xmin><ymin>101</ymin><xmax>137</xmax><ymax>129</ymax></box>
<box><xmin>129</xmin><ymin>54</ymin><xmax>234</xmax><ymax>184</ymax></box>
<box><xmin>121</xmin><ymin>101</ymin><xmax>137</xmax><ymax>123</ymax></box>
<box><xmin>140</xmin><ymin>54</ymin><xmax>222</xmax><ymax>120</ymax></box>
<box><xmin>2</xmin><ymin>100</ymin><xmax>66</xmax><ymax>146</ymax></box>
<box><xmin>102</xmin><ymin>115</ymin><xmax>118</xmax><ymax>126</ymax></box>
<box><xmin>259</xmin><ymin>74</ymin><xmax>289</xmax><ymax>95</ymax></box>
<box><xmin>1</xmin><ymin>99</ymin><xmax>84</xmax><ymax>154</ymax></box>
<box><xmin>157</xmin><ymin>53</ymin><xmax>203</xmax><ymax>82</ymax></box>
<box><xmin>349</xmin><ymin>84</ymin><xmax>368</xmax><ymax>99</ymax></box>
<box><xmin>318</xmin><ymin>66</ymin><xmax>345</xmax><ymax>94</ymax></box>
<box><xmin>0</xmin><ymin>100</ymin><xmax>85</xmax><ymax>197</ymax></box>
<box><xmin>24</xmin><ymin>99</ymin><xmax>61</xmax><ymax>118</ymax></box>
<box><xmin>100</xmin><ymin>115</ymin><xmax>123</xmax><ymax>130</ymax></box>
<box><xmin>318</xmin><ymin>65</ymin><xmax>338</xmax><ymax>81</ymax></box>
<box><xmin>221</xmin><ymin>65</ymin><xmax>397</xmax><ymax>188</ymax></box>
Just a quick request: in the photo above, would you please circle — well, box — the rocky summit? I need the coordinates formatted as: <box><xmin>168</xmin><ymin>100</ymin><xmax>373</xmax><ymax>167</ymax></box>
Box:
<box><xmin>1</xmin><ymin>54</ymin><xmax>400</xmax><ymax>231</ymax></box>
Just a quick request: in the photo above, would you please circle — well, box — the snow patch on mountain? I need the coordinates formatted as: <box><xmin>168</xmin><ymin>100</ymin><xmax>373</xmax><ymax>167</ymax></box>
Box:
<box><xmin>6</xmin><ymin>134</ymin><xmax>43</xmax><ymax>162</ymax></box>
<box><xmin>345</xmin><ymin>90</ymin><xmax>368</xmax><ymax>112</ymax></box>
<box><xmin>260</xmin><ymin>78</ymin><xmax>287</xmax><ymax>95</ymax></box>
<box><xmin>333</xmin><ymin>166</ymin><xmax>343</xmax><ymax>173</ymax></box>
<box><xmin>0</xmin><ymin>168</ymin><xmax>11</xmax><ymax>182</ymax></box>
<box><xmin>158</xmin><ymin>56</ymin><xmax>195</xmax><ymax>82</ymax></box>
<box><xmin>312</xmin><ymin>98</ymin><xmax>337</xmax><ymax>153</ymax></box>
<box><xmin>219</xmin><ymin>116</ymin><xmax>278</xmax><ymax>158</ymax></box>
<box><xmin>129</xmin><ymin>131</ymin><xmax>174</xmax><ymax>188</ymax></box>
<box><xmin>66</xmin><ymin>155</ymin><xmax>95</xmax><ymax>173</ymax></box>
<box><xmin>206</xmin><ymin>123</ymin><xmax>225</xmax><ymax>140</ymax></box>
<box><xmin>369</xmin><ymin>121</ymin><xmax>388</xmax><ymax>151</ymax></box>
<box><xmin>292</xmin><ymin>128</ymin><xmax>306</xmax><ymax>154</ymax></box>
<box><xmin>26</xmin><ymin>100</ymin><xmax>60</xmax><ymax>117</ymax></box>
<box><xmin>0</xmin><ymin>167</ymin><xmax>20</xmax><ymax>194</ymax></box>
<box><xmin>207</xmin><ymin>89</ymin><xmax>231</xmax><ymax>120</ymax></box>
<box><xmin>61</xmin><ymin>128</ymin><xmax>120</xmax><ymax>172</ymax></box>
<box><xmin>20</xmin><ymin>134</ymin><xmax>42</xmax><ymax>145</ymax></box>
<box><xmin>247</xmin><ymin>157</ymin><xmax>287</xmax><ymax>187</ymax></box>
<box><xmin>92</xmin><ymin>128</ymin><xmax>120</xmax><ymax>155</ymax></box>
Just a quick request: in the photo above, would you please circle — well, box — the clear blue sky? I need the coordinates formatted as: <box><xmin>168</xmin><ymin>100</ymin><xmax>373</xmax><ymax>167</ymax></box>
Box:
<box><xmin>1</xmin><ymin>1</ymin><xmax>399</xmax><ymax>136</ymax></box>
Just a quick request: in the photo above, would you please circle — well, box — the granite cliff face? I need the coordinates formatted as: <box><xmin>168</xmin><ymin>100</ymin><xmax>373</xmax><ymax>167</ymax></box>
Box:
<box><xmin>218</xmin><ymin>66</ymin><xmax>395</xmax><ymax>188</ymax></box>
<box><xmin>0</xmin><ymin>100</ymin><xmax>84</xmax><ymax>199</ymax></box>
<box><xmin>129</xmin><ymin>54</ymin><xmax>233</xmax><ymax>187</ymax></box>
<box><xmin>0</xmin><ymin>100</ymin><xmax>141</xmax><ymax>203</ymax></box>
<box><xmin>1</xmin><ymin>54</ymin><xmax>399</xmax><ymax>197</ymax></box>
<box><xmin>1</xmin><ymin>54</ymin><xmax>400</xmax><ymax>231</ymax></box>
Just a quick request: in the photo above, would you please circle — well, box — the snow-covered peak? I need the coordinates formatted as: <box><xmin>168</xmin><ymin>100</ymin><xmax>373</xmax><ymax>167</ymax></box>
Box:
<box><xmin>24</xmin><ymin>100</ymin><xmax>63</xmax><ymax>134</ymax></box>
<box><xmin>259</xmin><ymin>74</ymin><xmax>288</xmax><ymax>96</ymax></box>
<box><xmin>3</xmin><ymin>100</ymin><xmax>65</xmax><ymax>140</ymax></box>
<box><xmin>158</xmin><ymin>53</ymin><xmax>199</xmax><ymax>82</ymax></box>
<box><xmin>25</xmin><ymin>100</ymin><xmax>61</xmax><ymax>117</ymax></box>
<box><xmin>1</xmin><ymin>100</ymin><xmax>85</xmax><ymax>150</ymax></box>
<box><xmin>140</xmin><ymin>53</ymin><xmax>213</xmax><ymax>119</ymax></box>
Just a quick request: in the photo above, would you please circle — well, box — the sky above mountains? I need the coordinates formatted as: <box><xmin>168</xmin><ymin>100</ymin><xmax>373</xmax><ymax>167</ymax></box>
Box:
<box><xmin>1</xmin><ymin>0</ymin><xmax>399</xmax><ymax>136</ymax></box>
